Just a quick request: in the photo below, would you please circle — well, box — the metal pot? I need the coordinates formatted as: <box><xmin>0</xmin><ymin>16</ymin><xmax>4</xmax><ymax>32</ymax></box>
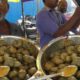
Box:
<box><xmin>36</xmin><ymin>35</ymin><xmax>80</xmax><ymax>80</ymax></box>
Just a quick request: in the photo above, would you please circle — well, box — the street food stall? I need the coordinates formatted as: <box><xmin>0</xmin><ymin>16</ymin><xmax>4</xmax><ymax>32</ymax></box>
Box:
<box><xmin>0</xmin><ymin>0</ymin><xmax>80</xmax><ymax>80</ymax></box>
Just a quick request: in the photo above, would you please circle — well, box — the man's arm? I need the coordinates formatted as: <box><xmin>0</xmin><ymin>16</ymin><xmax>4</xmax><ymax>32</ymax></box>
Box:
<box><xmin>65</xmin><ymin>16</ymin><xmax>80</xmax><ymax>34</ymax></box>
<box><xmin>53</xmin><ymin>7</ymin><xmax>80</xmax><ymax>37</ymax></box>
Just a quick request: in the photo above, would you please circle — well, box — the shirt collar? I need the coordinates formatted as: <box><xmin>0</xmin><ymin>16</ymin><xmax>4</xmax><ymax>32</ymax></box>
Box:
<box><xmin>44</xmin><ymin>6</ymin><xmax>50</xmax><ymax>11</ymax></box>
<box><xmin>44</xmin><ymin>6</ymin><xmax>57</xmax><ymax>12</ymax></box>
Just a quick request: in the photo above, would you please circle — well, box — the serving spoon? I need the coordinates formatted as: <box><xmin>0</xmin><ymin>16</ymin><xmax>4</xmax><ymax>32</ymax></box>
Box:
<box><xmin>0</xmin><ymin>66</ymin><xmax>10</xmax><ymax>77</ymax></box>
<box><xmin>28</xmin><ymin>65</ymin><xmax>78</xmax><ymax>80</ymax></box>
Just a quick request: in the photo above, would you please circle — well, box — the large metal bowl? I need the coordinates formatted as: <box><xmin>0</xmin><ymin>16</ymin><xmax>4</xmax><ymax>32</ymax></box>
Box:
<box><xmin>37</xmin><ymin>35</ymin><xmax>80</xmax><ymax>80</ymax></box>
<box><xmin>0</xmin><ymin>35</ymin><xmax>39</xmax><ymax>79</ymax></box>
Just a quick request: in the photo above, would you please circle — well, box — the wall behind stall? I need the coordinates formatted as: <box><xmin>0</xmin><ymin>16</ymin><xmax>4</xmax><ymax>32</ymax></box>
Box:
<box><xmin>5</xmin><ymin>0</ymin><xmax>44</xmax><ymax>23</ymax></box>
